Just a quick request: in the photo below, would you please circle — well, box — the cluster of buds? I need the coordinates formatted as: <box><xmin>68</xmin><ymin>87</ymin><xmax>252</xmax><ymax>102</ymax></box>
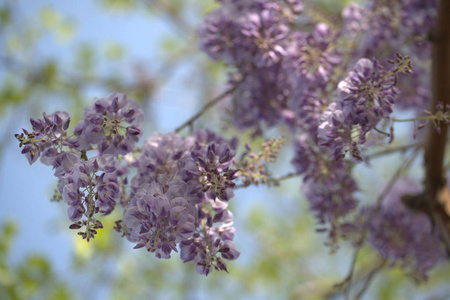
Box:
<box><xmin>236</xmin><ymin>137</ymin><xmax>285</xmax><ymax>187</ymax></box>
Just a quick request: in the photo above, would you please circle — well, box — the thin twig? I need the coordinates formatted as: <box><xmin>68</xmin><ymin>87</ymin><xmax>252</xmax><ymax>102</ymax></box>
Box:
<box><xmin>376</xmin><ymin>147</ymin><xmax>422</xmax><ymax>205</ymax></box>
<box><xmin>234</xmin><ymin>172</ymin><xmax>300</xmax><ymax>189</ymax></box>
<box><xmin>335</xmin><ymin>149</ymin><xmax>419</xmax><ymax>298</ymax></box>
<box><xmin>353</xmin><ymin>259</ymin><xmax>387</xmax><ymax>300</ymax></box>
<box><xmin>365</xmin><ymin>143</ymin><xmax>422</xmax><ymax>159</ymax></box>
<box><xmin>174</xmin><ymin>82</ymin><xmax>242</xmax><ymax>133</ymax></box>
<box><xmin>333</xmin><ymin>148</ymin><xmax>420</xmax><ymax>299</ymax></box>
<box><xmin>333</xmin><ymin>245</ymin><xmax>362</xmax><ymax>300</ymax></box>
<box><xmin>373</xmin><ymin>127</ymin><xmax>390</xmax><ymax>137</ymax></box>
<box><xmin>267</xmin><ymin>172</ymin><xmax>300</xmax><ymax>185</ymax></box>
<box><xmin>392</xmin><ymin>115</ymin><xmax>449</xmax><ymax>122</ymax></box>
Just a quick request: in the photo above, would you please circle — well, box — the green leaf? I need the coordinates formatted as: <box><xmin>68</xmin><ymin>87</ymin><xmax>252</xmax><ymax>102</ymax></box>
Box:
<box><xmin>105</xmin><ymin>42</ymin><xmax>126</xmax><ymax>60</ymax></box>
<box><xmin>99</xmin><ymin>0</ymin><xmax>135</xmax><ymax>11</ymax></box>
<box><xmin>0</xmin><ymin>6</ymin><xmax>11</xmax><ymax>26</ymax></box>
<box><xmin>40</xmin><ymin>7</ymin><xmax>61</xmax><ymax>28</ymax></box>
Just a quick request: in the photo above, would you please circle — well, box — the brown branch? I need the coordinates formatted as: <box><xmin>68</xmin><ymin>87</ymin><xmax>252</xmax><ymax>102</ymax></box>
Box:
<box><xmin>423</xmin><ymin>0</ymin><xmax>450</xmax><ymax>252</ymax></box>
<box><xmin>426</xmin><ymin>0</ymin><xmax>450</xmax><ymax>194</ymax></box>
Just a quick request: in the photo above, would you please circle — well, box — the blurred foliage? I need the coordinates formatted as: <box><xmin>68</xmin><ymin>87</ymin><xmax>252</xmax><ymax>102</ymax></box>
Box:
<box><xmin>0</xmin><ymin>221</ymin><xmax>76</xmax><ymax>300</ymax></box>
<box><xmin>2</xmin><ymin>0</ymin><xmax>450</xmax><ymax>300</ymax></box>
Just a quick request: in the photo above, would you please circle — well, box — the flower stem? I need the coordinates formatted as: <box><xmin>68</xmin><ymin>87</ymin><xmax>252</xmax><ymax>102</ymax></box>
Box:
<box><xmin>235</xmin><ymin>171</ymin><xmax>300</xmax><ymax>189</ymax></box>
<box><xmin>174</xmin><ymin>80</ymin><xmax>243</xmax><ymax>134</ymax></box>
<box><xmin>392</xmin><ymin>115</ymin><xmax>449</xmax><ymax>122</ymax></box>
<box><xmin>353</xmin><ymin>259</ymin><xmax>386</xmax><ymax>300</ymax></box>
<box><xmin>365</xmin><ymin>142</ymin><xmax>422</xmax><ymax>159</ymax></box>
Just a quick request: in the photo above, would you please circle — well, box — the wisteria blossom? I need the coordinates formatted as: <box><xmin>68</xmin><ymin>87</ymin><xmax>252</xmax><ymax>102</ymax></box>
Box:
<box><xmin>126</xmin><ymin>130</ymin><xmax>240</xmax><ymax>274</ymax></box>
<box><xmin>365</xmin><ymin>180</ymin><xmax>446</xmax><ymax>281</ymax></box>
<box><xmin>74</xmin><ymin>93</ymin><xmax>144</xmax><ymax>155</ymax></box>
<box><xmin>288</xmin><ymin>23</ymin><xmax>341</xmax><ymax>87</ymax></box>
<box><xmin>14</xmin><ymin>0</ymin><xmax>445</xmax><ymax>284</ymax></box>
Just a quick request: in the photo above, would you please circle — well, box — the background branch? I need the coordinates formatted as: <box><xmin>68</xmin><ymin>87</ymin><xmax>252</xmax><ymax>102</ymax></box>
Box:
<box><xmin>353</xmin><ymin>259</ymin><xmax>386</xmax><ymax>300</ymax></box>
<box><xmin>366</xmin><ymin>143</ymin><xmax>422</xmax><ymax>159</ymax></box>
<box><xmin>174</xmin><ymin>82</ymin><xmax>242</xmax><ymax>133</ymax></box>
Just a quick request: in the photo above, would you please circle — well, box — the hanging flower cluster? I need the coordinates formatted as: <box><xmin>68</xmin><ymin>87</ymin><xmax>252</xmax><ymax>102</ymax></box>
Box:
<box><xmin>15</xmin><ymin>0</ymin><xmax>447</xmax><ymax>282</ymax></box>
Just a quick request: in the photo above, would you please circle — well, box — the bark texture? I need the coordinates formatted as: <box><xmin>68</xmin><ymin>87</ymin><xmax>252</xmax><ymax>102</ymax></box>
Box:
<box><xmin>425</xmin><ymin>0</ymin><xmax>450</xmax><ymax>249</ymax></box>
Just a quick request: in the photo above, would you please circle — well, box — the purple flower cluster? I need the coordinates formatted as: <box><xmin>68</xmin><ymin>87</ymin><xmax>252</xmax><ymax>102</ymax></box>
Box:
<box><xmin>16</xmin><ymin>94</ymin><xmax>241</xmax><ymax>275</ymax></box>
<box><xmin>292</xmin><ymin>133</ymin><xmax>358</xmax><ymax>247</ymax></box>
<box><xmin>230</xmin><ymin>62</ymin><xmax>292</xmax><ymax>134</ymax></box>
<box><xmin>199</xmin><ymin>0</ymin><xmax>299</xmax><ymax>133</ymax></box>
<box><xmin>60</xmin><ymin>155</ymin><xmax>126</xmax><ymax>221</ymax></box>
<box><xmin>74</xmin><ymin>93</ymin><xmax>143</xmax><ymax>155</ymax></box>
<box><xmin>317</xmin><ymin>102</ymin><xmax>360</xmax><ymax>161</ymax></box>
<box><xmin>15</xmin><ymin>111</ymin><xmax>71</xmax><ymax>165</ymax></box>
<box><xmin>338</xmin><ymin>58</ymin><xmax>397</xmax><ymax>133</ymax></box>
<box><xmin>197</xmin><ymin>0</ymin><xmax>439</xmax><ymax>281</ymax></box>
<box><xmin>130</xmin><ymin>132</ymin><xmax>195</xmax><ymax>193</ymax></box>
<box><xmin>342</xmin><ymin>0</ymin><xmax>436</xmax><ymax>58</ymax></box>
<box><xmin>302</xmin><ymin>161</ymin><xmax>358</xmax><ymax>221</ymax></box>
<box><xmin>14</xmin><ymin>0</ymin><xmax>440</xmax><ymax>280</ymax></box>
<box><xmin>341</xmin><ymin>3</ymin><xmax>368</xmax><ymax>37</ymax></box>
<box><xmin>190</xmin><ymin>142</ymin><xmax>237</xmax><ymax>201</ymax></box>
<box><xmin>401</xmin><ymin>0</ymin><xmax>437</xmax><ymax>54</ymax></box>
<box><xmin>318</xmin><ymin>56</ymin><xmax>412</xmax><ymax>161</ymax></box>
<box><xmin>340</xmin><ymin>0</ymin><xmax>436</xmax><ymax>111</ymax></box>
<box><xmin>283</xmin><ymin>89</ymin><xmax>326</xmax><ymax>134</ymax></box>
<box><xmin>357</xmin><ymin>2</ymin><xmax>403</xmax><ymax>57</ymax></box>
<box><xmin>239</xmin><ymin>8</ymin><xmax>289</xmax><ymax>68</ymax></box>
<box><xmin>288</xmin><ymin>23</ymin><xmax>341</xmax><ymax>88</ymax></box>
<box><xmin>341</xmin><ymin>0</ymin><xmax>436</xmax><ymax>118</ymax></box>
<box><xmin>198</xmin><ymin>1</ymin><xmax>343</xmax><ymax>133</ymax></box>
<box><xmin>124</xmin><ymin>181</ymin><xmax>197</xmax><ymax>259</ymax></box>
<box><xmin>16</xmin><ymin>94</ymin><xmax>144</xmax><ymax>175</ymax></box>
<box><xmin>125</xmin><ymin>130</ymin><xmax>239</xmax><ymax>275</ymax></box>
<box><xmin>179</xmin><ymin>198</ymin><xmax>239</xmax><ymax>275</ymax></box>
<box><xmin>199</xmin><ymin>0</ymin><xmax>430</xmax><ymax>138</ymax></box>
<box><xmin>395</xmin><ymin>61</ymin><xmax>431</xmax><ymax>110</ymax></box>
<box><xmin>365</xmin><ymin>180</ymin><xmax>446</xmax><ymax>281</ymax></box>
<box><xmin>199</xmin><ymin>1</ymin><xmax>290</xmax><ymax>67</ymax></box>
<box><xmin>15</xmin><ymin>94</ymin><xmax>142</xmax><ymax>241</ymax></box>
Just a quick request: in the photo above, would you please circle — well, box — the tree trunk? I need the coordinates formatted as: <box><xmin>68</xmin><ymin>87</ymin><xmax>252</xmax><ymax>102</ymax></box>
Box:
<box><xmin>425</xmin><ymin>0</ymin><xmax>450</xmax><ymax>249</ymax></box>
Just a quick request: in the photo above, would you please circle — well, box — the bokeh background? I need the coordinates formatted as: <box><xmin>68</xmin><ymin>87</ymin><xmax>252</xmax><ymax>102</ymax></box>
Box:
<box><xmin>1</xmin><ymin>0</ymin><xmax>450</xmax><ymax>299</ymax></box>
